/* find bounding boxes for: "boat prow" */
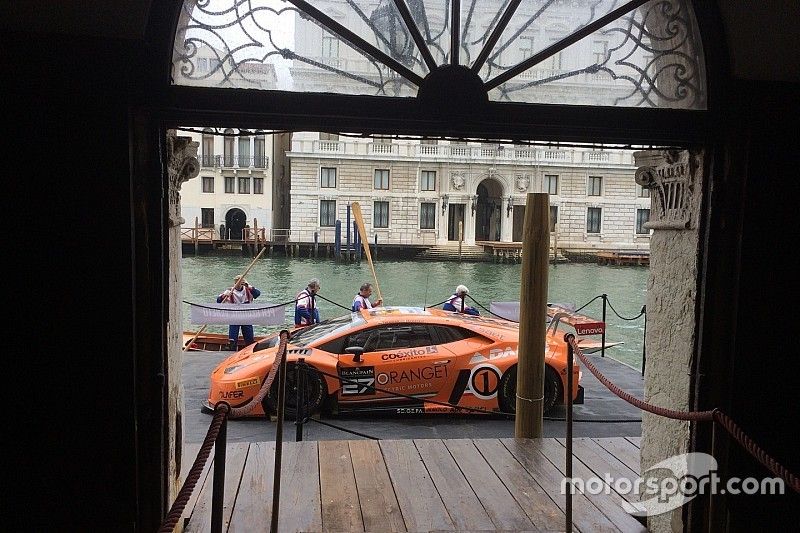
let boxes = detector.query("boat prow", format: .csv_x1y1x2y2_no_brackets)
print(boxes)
183,331,266,351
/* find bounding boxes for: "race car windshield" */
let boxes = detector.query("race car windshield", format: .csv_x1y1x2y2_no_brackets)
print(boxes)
290,314,364,347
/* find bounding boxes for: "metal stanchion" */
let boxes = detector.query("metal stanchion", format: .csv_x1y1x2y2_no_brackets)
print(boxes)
601,294,607,357
270,348,289,533
641,305,647,376
295,358,306,442
211,414,228,533
565,334,574,533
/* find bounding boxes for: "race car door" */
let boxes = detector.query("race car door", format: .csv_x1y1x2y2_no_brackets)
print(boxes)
336,323,451,410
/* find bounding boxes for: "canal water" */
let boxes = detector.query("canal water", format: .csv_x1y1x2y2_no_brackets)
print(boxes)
181,257,648,370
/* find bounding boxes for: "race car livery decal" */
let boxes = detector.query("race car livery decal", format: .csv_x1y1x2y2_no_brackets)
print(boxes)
376,364,448,386
448,369,471,405
235,377,260,389
380,345,438,360
219,390,245,400
469,346,517,364
465,363,502,400
339,366,376,395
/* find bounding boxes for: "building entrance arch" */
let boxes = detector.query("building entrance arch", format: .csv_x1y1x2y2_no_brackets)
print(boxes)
474,178,504,242
225,208,246,240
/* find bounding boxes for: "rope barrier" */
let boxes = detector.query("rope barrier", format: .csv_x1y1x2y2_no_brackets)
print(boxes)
227,331,289,418
302,417,381,440
605,298,645,321
158,405,229,533
425,298,451,309
313,293,353,311
568,336,713,422
574,295,603,314
566,335,800,493
712,410,800,493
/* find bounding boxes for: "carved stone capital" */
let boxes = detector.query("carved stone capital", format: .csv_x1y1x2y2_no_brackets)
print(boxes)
166,130,199,227
634,149,702,231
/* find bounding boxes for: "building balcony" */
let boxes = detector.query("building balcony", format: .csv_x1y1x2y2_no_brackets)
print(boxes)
294,140,632,165
200,155,268,169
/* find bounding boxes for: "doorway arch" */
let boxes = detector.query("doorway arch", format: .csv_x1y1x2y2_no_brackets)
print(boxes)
224,208,247,240
474,178,504,242
146,1,733,531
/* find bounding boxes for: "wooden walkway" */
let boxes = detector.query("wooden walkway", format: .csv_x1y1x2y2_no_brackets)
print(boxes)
181,437,645,532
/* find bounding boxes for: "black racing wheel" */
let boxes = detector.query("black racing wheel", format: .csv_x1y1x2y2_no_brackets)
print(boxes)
264,363,327,419
498,364,562,415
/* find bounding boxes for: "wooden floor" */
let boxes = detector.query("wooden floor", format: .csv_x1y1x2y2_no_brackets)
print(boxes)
181,437,645,532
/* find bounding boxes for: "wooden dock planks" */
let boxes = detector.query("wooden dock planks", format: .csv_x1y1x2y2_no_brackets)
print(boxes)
319,440,364,532
182,437,642,532
185,442,249,533
414,438,495,531
349,440,406,532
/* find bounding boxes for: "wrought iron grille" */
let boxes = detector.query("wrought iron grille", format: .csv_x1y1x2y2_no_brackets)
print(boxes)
173,0,705,109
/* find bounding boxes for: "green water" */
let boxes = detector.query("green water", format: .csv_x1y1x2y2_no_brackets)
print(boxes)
181,256,648,369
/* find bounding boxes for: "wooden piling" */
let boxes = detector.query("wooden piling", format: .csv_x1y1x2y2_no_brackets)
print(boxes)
253,218,259,257
194,217,199,256
515,193,549,438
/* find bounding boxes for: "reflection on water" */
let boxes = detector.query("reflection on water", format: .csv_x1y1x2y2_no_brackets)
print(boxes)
181,256,648,369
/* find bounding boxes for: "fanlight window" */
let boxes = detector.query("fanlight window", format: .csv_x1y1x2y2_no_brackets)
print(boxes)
173,0,706,109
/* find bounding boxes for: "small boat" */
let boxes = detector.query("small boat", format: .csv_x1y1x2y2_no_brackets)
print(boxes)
183,331,266,351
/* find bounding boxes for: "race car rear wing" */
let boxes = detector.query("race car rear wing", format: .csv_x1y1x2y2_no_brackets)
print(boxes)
546,304,606,336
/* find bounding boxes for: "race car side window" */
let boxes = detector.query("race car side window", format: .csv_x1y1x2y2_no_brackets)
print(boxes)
343,324,433,352
430,325,481,344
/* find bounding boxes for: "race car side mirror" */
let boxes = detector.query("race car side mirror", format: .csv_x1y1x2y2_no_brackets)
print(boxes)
345,346,365,363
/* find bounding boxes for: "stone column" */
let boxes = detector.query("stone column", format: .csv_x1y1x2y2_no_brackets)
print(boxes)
633,149,704,532
499,199,512,243
166,130,200,506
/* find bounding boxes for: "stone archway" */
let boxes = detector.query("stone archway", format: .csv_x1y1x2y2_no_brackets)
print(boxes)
225,208,247,240
474,178,504,242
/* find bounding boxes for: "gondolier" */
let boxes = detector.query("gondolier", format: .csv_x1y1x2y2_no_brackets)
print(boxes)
217,275,261,349
443,285,480,316
295,278,321,326
352,282,383,312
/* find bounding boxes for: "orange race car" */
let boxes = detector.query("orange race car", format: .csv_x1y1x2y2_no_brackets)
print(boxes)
203,305,614,418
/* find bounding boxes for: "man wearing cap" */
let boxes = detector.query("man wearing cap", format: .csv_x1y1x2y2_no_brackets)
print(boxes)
352,282,383,312
295,278,321,326
443,284,480,316
217,275,261,349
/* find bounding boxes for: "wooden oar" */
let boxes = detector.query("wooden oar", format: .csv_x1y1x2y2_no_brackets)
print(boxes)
183,245,268,351
351,202,383,304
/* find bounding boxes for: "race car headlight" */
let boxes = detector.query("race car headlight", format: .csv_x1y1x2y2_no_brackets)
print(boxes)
224,364,250,374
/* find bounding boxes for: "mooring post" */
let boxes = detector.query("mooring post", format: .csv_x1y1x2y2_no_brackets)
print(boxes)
346,204,351,262
194,217,199,256
354,220,362,261
516,192,549,438
253,219,259,257
314,231,319,257
334,220,341,260
373,233,378,260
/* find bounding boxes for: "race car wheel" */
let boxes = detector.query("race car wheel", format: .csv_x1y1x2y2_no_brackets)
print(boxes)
498,364,562,415
264,363,327,419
